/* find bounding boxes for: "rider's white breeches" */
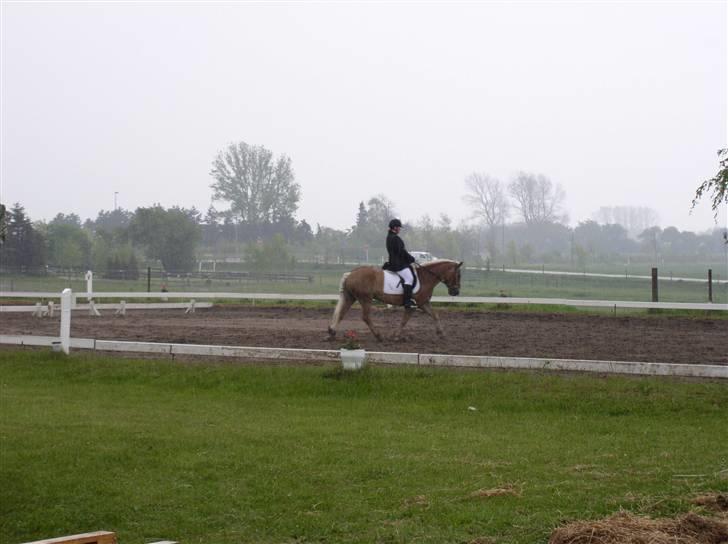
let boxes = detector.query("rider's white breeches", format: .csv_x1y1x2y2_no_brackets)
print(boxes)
397,267,414,286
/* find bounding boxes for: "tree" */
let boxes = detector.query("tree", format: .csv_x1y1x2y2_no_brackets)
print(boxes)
0,203,6,244
209,142,301,234
294,220,314,243
47,214,92,269
87,208,133,233
355,201,368,231
346,195,399,260
692,148,728,222
129,205,201,272
0,203,46,270
365,195,398,229
508,172,567,225
463,173,509,228
638,226,662,263
592,205,659,238
49,212,82,227
245,234,294,273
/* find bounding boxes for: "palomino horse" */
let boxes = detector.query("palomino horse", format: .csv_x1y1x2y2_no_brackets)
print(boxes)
327,259,463,342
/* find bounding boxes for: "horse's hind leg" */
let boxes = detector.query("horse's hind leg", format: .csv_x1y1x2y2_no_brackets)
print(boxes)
327,292,355,340
393,307,416,341
419,302,445,337
360,299,383,342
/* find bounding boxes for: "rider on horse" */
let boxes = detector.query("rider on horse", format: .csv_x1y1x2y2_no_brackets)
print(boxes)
385,218,417,309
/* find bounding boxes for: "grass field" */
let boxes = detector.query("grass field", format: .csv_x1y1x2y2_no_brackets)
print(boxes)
1,351,726,544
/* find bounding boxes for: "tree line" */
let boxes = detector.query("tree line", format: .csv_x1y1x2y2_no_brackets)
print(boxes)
1,144,726,275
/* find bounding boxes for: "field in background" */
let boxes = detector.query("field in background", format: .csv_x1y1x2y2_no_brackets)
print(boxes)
2,260,726,304
1,351,726,544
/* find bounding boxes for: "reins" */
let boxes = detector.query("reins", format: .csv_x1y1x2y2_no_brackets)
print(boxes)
417,262,451,286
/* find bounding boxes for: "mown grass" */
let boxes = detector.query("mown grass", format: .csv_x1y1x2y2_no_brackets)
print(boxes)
1,350,726,544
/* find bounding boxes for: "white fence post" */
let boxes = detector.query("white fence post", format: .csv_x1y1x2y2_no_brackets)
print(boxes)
60,288,72,354
85,270,93,301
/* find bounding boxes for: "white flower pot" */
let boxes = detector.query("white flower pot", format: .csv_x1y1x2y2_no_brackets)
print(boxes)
340,348,366,370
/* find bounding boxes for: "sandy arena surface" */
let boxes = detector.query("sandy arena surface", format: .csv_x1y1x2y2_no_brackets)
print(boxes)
2,305,727,365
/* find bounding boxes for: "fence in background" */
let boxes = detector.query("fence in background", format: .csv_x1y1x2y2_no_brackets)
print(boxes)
2,289,726,312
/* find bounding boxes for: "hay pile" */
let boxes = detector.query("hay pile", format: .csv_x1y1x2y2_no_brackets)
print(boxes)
693,493,728,514
549,511,728,544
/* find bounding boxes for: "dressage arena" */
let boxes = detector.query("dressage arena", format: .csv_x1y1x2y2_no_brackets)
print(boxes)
2,303,727,367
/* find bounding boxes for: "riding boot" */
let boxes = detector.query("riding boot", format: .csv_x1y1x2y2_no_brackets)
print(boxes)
403,284,417,309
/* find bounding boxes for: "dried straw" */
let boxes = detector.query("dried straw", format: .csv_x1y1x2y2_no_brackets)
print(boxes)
548,511,728,544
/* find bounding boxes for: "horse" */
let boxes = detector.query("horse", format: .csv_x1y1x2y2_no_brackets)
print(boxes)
327,259,463,342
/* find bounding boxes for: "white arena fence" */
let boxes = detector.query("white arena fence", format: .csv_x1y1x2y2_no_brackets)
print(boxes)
2,290,727,312
0,288,726,380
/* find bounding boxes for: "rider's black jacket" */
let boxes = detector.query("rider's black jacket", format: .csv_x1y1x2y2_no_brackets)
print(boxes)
386,230,415,270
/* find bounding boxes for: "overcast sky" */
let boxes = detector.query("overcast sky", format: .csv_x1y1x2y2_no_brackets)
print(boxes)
1,1,726,234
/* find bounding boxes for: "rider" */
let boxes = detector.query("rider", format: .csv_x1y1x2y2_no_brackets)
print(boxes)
386,218,417,309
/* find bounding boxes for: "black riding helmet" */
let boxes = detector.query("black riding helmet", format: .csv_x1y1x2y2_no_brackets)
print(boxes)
388,218,402,229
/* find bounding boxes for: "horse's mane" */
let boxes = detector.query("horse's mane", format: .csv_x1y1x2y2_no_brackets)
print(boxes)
421,259,458,268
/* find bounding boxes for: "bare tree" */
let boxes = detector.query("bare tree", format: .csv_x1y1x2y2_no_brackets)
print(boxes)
508,172,567,225
462,173,509,228
592,206,659,238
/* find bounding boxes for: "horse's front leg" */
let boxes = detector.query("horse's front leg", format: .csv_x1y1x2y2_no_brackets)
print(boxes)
360,299,383,342
418,302,445,337
393,307,416,341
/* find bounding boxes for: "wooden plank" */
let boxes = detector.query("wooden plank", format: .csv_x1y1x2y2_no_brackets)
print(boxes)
21,531,116,544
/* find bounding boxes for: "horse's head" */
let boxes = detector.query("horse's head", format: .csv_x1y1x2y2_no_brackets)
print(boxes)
444,261,463,296
424,260,463,296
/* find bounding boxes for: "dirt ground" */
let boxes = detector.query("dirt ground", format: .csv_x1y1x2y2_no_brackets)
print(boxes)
3,304,727,365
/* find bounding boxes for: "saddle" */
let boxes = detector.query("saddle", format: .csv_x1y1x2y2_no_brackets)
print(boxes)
382,265,420,295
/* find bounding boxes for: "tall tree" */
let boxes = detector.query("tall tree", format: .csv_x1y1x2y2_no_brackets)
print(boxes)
129,205,201,272
692,148,727,222
365,195,398,229
0,203,46,269
47,214,92,269
463,173,509,228
209,142,301,231
355,201,368,230
0,203,6,244
508,172,567,225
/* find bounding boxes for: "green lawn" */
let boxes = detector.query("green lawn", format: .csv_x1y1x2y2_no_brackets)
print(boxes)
1,351,726,544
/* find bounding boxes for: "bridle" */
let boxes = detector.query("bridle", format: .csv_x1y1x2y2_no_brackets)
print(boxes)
417,262,460,294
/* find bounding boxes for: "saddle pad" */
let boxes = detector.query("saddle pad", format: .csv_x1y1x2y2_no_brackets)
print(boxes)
382,269,421,295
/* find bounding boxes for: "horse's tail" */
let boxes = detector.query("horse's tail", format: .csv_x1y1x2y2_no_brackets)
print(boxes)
338,271,351,293
328,272,354,338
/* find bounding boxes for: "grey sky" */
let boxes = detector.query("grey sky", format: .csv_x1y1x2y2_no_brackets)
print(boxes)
1,1,726,233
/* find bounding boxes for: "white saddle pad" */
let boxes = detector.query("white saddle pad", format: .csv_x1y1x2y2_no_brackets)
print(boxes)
383,269,421,295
